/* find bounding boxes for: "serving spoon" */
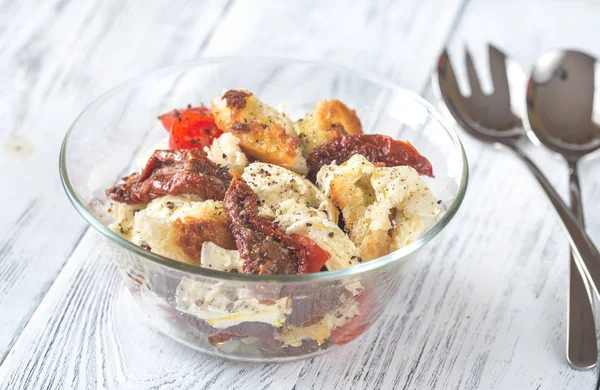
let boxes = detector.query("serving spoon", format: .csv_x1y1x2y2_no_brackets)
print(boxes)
435,45,600,368
524,49,600,369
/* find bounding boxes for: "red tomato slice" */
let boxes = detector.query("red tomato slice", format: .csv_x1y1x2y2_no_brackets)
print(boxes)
290,234,331,273
330,286,373,345
329,314,369,345
158,106,222,149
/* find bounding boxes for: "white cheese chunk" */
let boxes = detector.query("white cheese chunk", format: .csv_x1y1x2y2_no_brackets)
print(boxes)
242,162,338,222
204,132,248,174
200,242,243,272
175,278,291,329
274,199,361,270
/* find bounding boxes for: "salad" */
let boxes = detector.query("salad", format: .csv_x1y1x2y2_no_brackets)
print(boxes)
106,89,440,349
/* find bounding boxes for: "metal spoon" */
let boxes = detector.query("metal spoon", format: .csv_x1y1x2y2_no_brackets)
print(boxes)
434,45,600,364
524,49,600,369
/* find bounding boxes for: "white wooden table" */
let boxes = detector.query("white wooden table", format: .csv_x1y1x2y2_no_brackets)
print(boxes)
1,0,599,388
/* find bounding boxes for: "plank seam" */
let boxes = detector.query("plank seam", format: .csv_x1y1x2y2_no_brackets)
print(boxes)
0,225,89,368
0,0,241,374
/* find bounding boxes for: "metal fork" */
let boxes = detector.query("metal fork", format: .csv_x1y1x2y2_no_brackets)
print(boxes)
434,44,600,368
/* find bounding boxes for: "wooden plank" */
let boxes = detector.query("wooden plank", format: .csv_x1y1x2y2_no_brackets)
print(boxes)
293,0,600,389
202,0,467,92
0,0,234,361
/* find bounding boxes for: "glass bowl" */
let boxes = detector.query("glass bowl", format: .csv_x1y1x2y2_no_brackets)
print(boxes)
60,57,468,362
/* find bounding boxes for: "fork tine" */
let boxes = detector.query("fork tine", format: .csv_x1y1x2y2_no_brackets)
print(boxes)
488,44,510,97
465,48,484,97
437,49,463,99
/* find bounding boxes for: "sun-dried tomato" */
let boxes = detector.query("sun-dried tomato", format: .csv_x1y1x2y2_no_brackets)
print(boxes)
107,148,231,204
308,134,433,179
223,174,308,275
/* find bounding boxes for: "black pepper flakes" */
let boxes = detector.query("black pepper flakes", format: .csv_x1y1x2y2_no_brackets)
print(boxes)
328,232,334,238
166,201,175,209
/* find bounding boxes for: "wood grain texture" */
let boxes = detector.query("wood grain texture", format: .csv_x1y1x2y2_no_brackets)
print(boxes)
1,0,600,389
0,232,303,390
0,0,466,387
292,1,600,389
201,0,467,92
0,0,233,361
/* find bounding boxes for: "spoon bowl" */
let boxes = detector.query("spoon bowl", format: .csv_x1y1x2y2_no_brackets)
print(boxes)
525,49,600,161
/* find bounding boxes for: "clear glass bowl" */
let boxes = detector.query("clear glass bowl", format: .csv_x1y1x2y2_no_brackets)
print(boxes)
59,57,468,362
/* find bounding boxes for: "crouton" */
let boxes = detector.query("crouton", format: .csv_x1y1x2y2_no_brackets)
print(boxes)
317,155,439,261
129,195,235,265
212,90,307,174
294,99,363,153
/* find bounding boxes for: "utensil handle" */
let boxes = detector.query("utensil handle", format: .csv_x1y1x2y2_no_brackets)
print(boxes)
568,161,584,225
566,159,597,369
509,146,600,300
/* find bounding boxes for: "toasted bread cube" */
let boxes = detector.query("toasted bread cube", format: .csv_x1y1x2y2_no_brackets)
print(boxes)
317,155,439,261
212,90,307,174
129,196,236,265
294,99,363,153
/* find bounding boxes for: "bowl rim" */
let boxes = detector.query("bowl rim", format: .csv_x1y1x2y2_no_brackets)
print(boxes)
59,56,469,284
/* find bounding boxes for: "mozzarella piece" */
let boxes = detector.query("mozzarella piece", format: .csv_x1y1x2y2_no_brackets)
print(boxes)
200,242,243,272
175,278,291,329
242,162,338,223
204,132,248,174
109,202,145,240
274,199,361,270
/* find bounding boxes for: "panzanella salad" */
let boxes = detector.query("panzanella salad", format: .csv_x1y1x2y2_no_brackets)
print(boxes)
107,89,440,275
106,89,441,349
